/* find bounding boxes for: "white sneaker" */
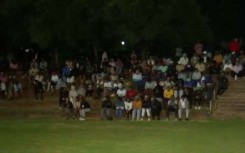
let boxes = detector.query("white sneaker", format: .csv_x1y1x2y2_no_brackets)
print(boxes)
140,118,144,121
147,118,151,121
79,117,85,121
198,106,201,110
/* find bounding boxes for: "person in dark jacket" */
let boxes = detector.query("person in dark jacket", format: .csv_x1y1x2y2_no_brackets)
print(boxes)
141,95,152,121
217,72,229,97
151,98,162,120
166,95,178,121
101,96,113,120
79,96,91,120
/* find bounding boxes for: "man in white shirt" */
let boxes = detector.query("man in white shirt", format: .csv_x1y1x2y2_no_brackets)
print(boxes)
178,95,190,121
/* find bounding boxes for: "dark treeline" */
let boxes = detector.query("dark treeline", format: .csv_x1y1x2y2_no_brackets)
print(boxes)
0,0,244,59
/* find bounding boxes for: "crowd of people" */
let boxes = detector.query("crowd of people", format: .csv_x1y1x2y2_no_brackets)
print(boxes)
0,39,244,121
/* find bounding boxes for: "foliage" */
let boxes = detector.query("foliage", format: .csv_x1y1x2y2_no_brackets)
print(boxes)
0,0,213,55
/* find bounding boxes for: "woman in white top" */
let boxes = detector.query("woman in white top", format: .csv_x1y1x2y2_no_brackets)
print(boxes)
124,98,133,119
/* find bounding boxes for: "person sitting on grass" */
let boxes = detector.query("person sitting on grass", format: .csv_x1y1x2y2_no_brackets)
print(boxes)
101,96,113,120
166,95,178,121
79,96,91,121
178,95,190,121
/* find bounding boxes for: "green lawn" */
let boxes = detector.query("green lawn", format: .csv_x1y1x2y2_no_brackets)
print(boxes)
0,119,244,153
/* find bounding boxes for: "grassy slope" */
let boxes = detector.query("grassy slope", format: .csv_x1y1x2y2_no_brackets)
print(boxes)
0,119,244,153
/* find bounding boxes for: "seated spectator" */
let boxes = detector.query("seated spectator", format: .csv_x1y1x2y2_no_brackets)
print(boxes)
151,98,162,120
217,72,229,97
193,87,203,110
116,83,126,98
178,53,189,66
231,61,243,79
190,54,199,67
124,97,133,119
213,51,223,73
163,86,174,109
174,86,184,100
195,60,206,73
115,97,125,120
69,85,78,105
239,50,245,66
101,96,113,120
222,60,233,74
77,82,86,97
103,77,113,96
79,96,91,120
178,95,190,121
192,69,202,85
95,77,104,98
85,78,94,100
228,38,240,53
67,74,75,85
29,65,39,82
132,69,143,91
132,95,142,121
158,63,168,73
48,72,59,92
141,95,151,121
0,80,6,99
116,57,124,76
202,51,211,64
176,61,185,72
34,80,44,100
72,96,81,120
166,95,178,121
63,97,73,120
13,80,22,99
59,87,69,108
39,58,48,71
163,77,175,89
144,78,156,97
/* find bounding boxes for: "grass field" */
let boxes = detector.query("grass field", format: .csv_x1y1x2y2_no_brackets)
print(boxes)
0,119,244,153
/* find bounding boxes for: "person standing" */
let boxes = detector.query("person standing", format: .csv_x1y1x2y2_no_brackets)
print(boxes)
132,96,142,121
178,95,190,121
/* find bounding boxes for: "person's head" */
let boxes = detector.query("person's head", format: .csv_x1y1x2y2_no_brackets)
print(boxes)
181,95,186,99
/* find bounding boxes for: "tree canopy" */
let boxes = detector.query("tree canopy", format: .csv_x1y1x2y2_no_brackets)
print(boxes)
0,0,221,56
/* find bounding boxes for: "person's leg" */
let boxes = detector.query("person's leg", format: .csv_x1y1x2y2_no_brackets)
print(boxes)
166,107,170,120
137,109,141,121
100,108,106,120
141,108,146,120
178,108,182,120
156,109,161,120
185,109,190,120
146,108,151,120
132,109,136,120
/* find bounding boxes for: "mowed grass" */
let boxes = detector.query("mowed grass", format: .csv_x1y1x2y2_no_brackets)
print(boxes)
0,119,245,153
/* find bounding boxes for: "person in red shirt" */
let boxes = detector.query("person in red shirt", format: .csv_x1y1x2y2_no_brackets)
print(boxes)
228,38,240,53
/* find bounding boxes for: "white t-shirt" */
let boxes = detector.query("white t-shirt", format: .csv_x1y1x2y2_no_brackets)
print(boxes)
117,88,126,97
124,101,133,111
